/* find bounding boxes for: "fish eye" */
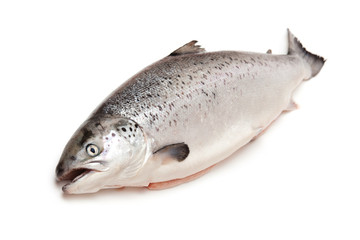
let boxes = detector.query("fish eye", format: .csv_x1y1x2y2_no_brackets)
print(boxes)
86,144,100,157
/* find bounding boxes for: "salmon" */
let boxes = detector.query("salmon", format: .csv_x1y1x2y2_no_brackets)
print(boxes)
55,29,325,194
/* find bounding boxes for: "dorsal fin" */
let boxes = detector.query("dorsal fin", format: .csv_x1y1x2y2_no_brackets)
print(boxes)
169,40,205,56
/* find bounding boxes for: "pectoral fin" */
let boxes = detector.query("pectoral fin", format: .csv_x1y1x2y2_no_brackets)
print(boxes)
153,143,190,162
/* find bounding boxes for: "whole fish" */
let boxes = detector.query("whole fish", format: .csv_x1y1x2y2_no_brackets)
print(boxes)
56,30,325,194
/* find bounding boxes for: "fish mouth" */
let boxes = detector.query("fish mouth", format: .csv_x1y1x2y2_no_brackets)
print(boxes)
56,160,110,193
57,167,97,192
56,160,108,181
57,168,93,182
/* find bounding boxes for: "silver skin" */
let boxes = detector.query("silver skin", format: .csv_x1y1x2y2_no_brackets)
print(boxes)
56,30,324,194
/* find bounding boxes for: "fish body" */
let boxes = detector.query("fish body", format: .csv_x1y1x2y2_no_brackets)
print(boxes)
56,30,325,194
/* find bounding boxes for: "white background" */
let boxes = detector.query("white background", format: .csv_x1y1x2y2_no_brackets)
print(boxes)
1,1,359,239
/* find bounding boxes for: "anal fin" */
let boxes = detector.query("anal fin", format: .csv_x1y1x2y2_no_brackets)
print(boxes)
284,99,298,112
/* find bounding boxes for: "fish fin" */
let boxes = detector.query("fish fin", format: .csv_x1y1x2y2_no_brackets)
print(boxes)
169,41,205,56
287,29,325,79
284,99,298,112
153,143,190,162
266,49,272,54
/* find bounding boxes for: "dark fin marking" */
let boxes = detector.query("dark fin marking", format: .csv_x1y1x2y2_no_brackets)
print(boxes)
153,143,190,162
266,49,272,54
287,29,325,79
169,41,205,56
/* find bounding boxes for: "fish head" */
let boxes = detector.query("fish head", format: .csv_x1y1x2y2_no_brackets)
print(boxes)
56,117,149,194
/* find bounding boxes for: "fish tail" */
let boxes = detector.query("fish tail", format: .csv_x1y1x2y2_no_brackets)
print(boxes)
287,29,325,80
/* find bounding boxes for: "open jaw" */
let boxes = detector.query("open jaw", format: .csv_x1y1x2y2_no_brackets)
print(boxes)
57,168,94,189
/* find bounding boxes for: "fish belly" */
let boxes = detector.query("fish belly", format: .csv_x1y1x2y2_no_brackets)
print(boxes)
146,52,306,183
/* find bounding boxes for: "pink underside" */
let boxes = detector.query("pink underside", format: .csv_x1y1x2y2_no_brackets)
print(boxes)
147,165,215,190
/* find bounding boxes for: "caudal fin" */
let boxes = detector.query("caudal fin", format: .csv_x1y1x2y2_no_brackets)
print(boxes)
287,29,325,79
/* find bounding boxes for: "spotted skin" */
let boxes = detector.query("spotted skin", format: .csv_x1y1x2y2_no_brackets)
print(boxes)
93,51,301,151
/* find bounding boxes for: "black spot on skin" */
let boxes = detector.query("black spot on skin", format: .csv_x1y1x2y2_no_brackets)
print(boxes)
129,127,133,132
121,128,127,132
107,108,114,115
128,135,131,138
135,124,138,128
201,89,209,96
112,133,116,137
95,123,104,131
79,129,94,146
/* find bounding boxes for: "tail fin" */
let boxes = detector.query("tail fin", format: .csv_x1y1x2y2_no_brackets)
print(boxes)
287,29,325,79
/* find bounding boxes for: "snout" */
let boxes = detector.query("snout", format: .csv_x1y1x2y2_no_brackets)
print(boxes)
55,162,67,181
55,156,74,181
